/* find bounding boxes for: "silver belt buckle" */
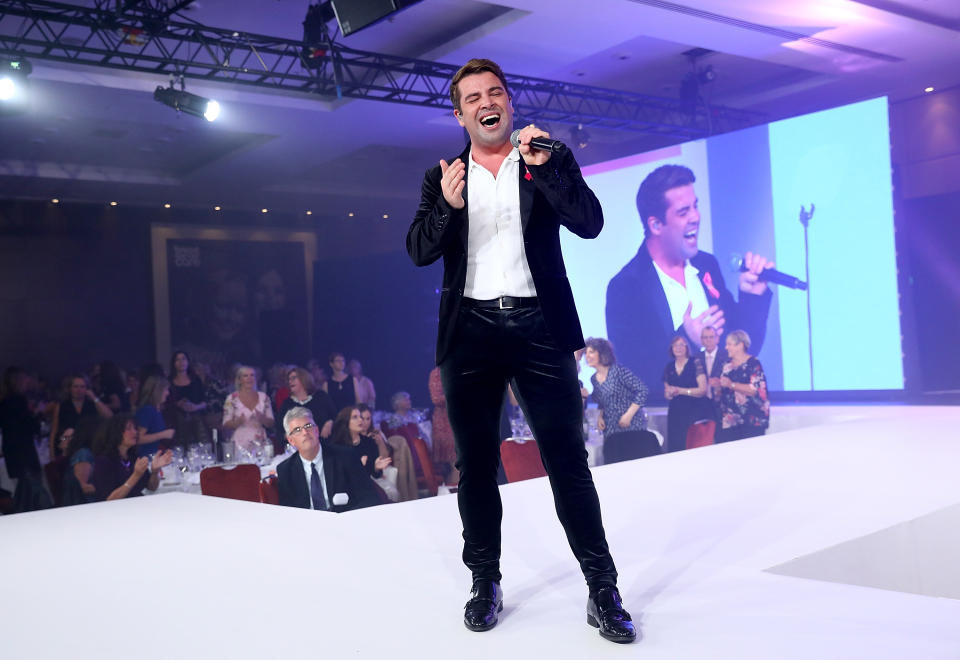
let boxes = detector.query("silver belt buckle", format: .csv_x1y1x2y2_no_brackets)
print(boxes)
499,297,509,309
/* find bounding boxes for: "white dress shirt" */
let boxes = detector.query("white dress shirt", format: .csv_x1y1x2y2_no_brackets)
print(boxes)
463,147,537,299
652,260,709,332
299,450,328,510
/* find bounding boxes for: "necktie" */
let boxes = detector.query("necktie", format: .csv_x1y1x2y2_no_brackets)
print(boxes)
310,462,327,510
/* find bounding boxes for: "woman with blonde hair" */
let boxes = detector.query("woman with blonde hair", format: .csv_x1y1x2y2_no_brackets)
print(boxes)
717,330,770,442
222,365,275,452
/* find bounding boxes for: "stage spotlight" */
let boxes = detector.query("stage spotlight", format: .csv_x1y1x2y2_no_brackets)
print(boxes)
924,86,935,93
0,58,31,101
154,84,220,121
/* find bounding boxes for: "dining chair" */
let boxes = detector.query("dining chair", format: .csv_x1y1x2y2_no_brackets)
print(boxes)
258,474,279,505
199,464,261,502
500,438,547,483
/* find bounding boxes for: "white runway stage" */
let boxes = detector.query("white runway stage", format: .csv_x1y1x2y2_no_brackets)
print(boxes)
3,405,960,659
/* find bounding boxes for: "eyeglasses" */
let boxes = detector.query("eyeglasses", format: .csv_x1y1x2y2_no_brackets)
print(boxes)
288,422,316,436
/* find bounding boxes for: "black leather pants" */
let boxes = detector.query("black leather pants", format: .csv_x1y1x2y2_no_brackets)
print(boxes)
440,304,618,591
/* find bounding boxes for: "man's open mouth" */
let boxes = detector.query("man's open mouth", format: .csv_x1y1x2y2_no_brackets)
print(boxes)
479,113,501,129
684,228,698,240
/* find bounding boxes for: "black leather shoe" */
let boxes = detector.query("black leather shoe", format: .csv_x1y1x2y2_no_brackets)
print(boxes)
464,580,503,632
587,586,637,643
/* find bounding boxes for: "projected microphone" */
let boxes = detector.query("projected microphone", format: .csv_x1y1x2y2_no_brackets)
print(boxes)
730,254,808,290
510,129,566,153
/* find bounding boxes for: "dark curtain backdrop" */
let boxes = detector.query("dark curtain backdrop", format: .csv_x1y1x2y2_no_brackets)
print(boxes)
900,190,960,393
313,250,441,410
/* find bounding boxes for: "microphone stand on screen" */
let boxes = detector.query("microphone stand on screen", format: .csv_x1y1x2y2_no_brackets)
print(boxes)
799,204,815,391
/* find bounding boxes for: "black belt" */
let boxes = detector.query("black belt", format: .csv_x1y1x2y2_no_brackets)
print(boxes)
462,296,538,310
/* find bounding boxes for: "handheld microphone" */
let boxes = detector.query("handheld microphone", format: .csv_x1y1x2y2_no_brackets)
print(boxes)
730,254,808,290
510,129,566,153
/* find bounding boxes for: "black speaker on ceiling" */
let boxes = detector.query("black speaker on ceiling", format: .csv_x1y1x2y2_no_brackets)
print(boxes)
330,0,422,37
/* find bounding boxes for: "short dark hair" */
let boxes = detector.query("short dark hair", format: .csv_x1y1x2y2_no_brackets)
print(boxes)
668,335,692,359
450,58,510,113
288,367,315,394
585,337,616,366
636,164,696,238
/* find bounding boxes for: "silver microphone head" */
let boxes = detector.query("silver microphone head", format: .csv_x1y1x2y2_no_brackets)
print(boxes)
729,253,744,273
509,129,522,149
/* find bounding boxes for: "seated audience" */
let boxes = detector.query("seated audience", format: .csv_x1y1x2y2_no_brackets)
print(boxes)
384,391,420,430
0,367,41,481
95,360,129,413
275,406,380,511
167,350,208,445
60,419,100,505
222,365,274,453
278,367,336,444
663,335,710,453
323,352,357,412
92,414,172,501
717,330,770,442
349,359,376,408
49,374,113,460
358,403,417,502
136,375,176,456
332,405,395,501
585,338,661,463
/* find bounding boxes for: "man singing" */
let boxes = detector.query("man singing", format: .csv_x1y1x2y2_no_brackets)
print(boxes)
606,164,774,403
406,58,635,644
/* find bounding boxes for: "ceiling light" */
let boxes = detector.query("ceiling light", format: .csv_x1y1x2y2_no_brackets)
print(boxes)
924,86,934,93
382,214,389,219
154,84,220,122
214,205,221,211
348,212,354,217
261,208,268,213
0,58,31,102
163,203,171,209
306,210,312,215
51,198,59,204
109,201,118,206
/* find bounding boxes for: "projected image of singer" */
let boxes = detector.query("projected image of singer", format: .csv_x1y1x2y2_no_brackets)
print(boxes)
606,164,774,404
406,59,636,644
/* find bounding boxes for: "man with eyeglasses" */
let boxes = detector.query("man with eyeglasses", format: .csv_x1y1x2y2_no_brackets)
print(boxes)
275,406,380,512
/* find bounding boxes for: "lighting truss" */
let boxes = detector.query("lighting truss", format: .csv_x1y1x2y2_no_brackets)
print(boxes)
0,0,765,139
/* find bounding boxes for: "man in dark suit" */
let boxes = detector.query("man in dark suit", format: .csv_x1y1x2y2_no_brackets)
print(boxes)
276,406,379,512
406,58,635,644
697,325,727,422
606,164,773,404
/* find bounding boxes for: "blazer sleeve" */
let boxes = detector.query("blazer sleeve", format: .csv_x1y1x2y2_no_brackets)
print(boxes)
276,457,303,509
526,148,603,239
406,164,467,267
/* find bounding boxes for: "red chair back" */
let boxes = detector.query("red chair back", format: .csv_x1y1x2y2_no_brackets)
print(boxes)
259,475,279,504
200,464,261,502
501,439,546,483
409,435,441,496
686,419,716,449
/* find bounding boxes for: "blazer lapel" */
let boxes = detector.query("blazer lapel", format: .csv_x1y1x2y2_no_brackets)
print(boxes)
636,243,676,340
293,458,311,509
456,144,471,251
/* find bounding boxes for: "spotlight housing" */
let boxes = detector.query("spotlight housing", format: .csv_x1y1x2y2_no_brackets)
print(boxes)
0,58,32,102
154,85,220,121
